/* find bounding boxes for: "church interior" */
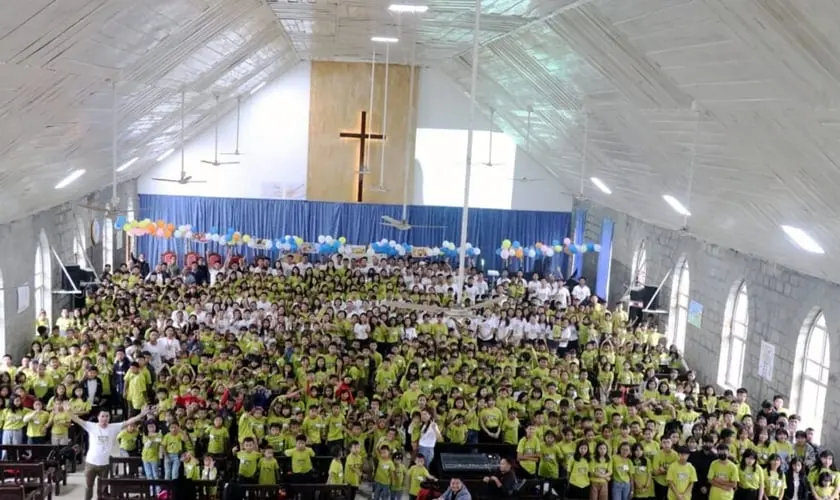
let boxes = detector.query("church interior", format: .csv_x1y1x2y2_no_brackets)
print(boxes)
2,0,840,498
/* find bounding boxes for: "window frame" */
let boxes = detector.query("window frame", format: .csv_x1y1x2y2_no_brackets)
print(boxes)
667,257,690,352
793,312,830,443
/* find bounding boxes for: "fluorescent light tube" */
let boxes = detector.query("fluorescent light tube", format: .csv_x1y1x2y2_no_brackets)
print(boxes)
590,177,612,194
116,157,139,172
250,82,266,95
156,149,175,162
781,225,825,254
388,4,429,12
662,194,691,216
55,169,86,189
371,36,399,43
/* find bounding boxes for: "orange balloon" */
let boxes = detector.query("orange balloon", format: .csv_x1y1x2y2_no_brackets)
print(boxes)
167,223,175,231
535,242,542,248
156,220,165,229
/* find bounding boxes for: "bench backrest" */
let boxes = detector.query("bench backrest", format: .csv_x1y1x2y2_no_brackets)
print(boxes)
0,463,46,485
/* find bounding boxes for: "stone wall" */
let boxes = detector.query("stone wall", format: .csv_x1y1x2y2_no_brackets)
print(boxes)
0,181,137,360
576,201,840,450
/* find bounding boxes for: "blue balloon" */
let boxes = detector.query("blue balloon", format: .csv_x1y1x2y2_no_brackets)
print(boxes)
552,239,560,246
496,248,502,256
211,226,218,234
513,240,521,249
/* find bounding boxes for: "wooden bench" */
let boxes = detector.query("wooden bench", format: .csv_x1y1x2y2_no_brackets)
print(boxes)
0,463,52,500
0,486,39,500
223,483,354,500
0,445,68,495
98,478,218,500
109,456,231,480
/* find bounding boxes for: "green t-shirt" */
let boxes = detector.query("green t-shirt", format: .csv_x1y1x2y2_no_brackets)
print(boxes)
141,435,162,463
284,448,315,474
162,433,187,455
374,458,395,486
237,450,262,478
568,458,591,488
538,443,562,479
408,464,430,495
517,436,541,474
183,459,201,480
708,459,739,500
633,460,655,498
51,411,71,437
26,411,50,438
739,466,764,490
666,462,697,500
117,429,139,451
612,456,633,483
206,427,229,455
258,457,279,485
344,453,364,486
327,459,345,485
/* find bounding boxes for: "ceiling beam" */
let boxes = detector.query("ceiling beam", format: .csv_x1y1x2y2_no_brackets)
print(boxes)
451,0,599,58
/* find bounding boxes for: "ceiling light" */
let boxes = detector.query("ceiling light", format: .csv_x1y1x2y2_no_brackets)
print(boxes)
156,149,175,162
662,194,691,216
590,177,612,194
250,82,266,95
388,4,429,13
781,225,825,254
116,157,139,172
371,36,399,43
55,169,86,190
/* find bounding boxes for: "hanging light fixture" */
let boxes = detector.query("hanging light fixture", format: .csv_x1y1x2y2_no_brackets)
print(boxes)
369,40,391,193
361,46,376,175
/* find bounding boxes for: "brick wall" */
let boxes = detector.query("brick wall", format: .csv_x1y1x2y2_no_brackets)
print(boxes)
0,181,137,360
576,201,840,450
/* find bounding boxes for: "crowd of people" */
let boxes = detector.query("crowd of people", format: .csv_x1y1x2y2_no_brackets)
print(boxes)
2,250,834,500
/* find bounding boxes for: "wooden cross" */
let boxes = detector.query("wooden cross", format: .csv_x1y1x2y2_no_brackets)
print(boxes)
339,110,385,202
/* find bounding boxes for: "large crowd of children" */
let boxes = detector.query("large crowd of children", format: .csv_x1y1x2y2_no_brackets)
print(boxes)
1,252,834,500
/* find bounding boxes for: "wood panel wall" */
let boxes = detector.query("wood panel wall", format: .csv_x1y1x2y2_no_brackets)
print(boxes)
306,61,418,205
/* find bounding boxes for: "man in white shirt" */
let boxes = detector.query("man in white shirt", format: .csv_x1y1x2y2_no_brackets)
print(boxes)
572,277,591,304
555,282,571,309
72,407,151,500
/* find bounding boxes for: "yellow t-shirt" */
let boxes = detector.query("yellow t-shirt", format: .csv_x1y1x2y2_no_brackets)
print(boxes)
567,458,591,488
739,465,764,490
764,469,785,498
257,457,279,485
666,462,697,500
612,455,633,483
284,448,315,474
327,459,345,485
408,464,430,495
708,459,739,500
517,436,541,475
590,458,613,484
653,449,679,486
633,460,655,498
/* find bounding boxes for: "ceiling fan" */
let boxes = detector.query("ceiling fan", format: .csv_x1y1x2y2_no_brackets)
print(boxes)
153,89,207,185
510,176,545,183
201,94,240,166
78,80,139,218
220,96,244,158
381,215,446,231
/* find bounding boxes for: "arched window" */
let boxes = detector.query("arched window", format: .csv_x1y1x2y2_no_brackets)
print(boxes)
631,239,648,285
34,230,52,322
718,281,749,389
667,256,690,352
73,236,87,267
103,218,114,271
0,269,5,356
791,311,830,443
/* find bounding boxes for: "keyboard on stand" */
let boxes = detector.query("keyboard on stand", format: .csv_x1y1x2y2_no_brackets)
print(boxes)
439,453,500,478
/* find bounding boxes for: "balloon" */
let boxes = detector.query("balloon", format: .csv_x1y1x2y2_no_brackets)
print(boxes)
516,248,524,258
501,239,511,249
389,240,396,247
563,237,571,246
554,245,562,252
174,230,182,238
474,248,481,256
552,239,560,246
325,235,334,244
398,247,406,256
243,235,251,243
167,223,175,231
184,231,193,239
501,249,510,259
232,232,241,241
496,248,502,256
528,248,536,258
317,235,325,244
366,247,376,256
513,241,521,249
545,248,554,257
535,242,542,249
338,236,346,245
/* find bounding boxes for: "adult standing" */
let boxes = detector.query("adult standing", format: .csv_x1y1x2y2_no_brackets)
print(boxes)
71,407,151,500
417,409,443,469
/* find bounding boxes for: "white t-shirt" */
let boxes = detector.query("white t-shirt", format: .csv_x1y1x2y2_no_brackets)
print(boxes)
419,422,439,448
83,421,124,466
572,285,591,303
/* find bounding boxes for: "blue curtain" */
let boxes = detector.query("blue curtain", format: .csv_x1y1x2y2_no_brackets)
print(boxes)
137,195,571,270
572,208,587,278
596,217,614,298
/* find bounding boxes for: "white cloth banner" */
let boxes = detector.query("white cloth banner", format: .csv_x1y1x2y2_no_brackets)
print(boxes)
758,340,775,382
17,285,30,314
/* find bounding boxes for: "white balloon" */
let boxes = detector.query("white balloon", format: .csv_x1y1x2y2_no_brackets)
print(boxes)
398,247,406,256
465,243,472,249
474,248,481,256
317,235,326,244
545,248,554,257
184,231,193,239
367,247,376,256
283,243,292,251
501,249,510,259
174,230,182,238
325,235,334,244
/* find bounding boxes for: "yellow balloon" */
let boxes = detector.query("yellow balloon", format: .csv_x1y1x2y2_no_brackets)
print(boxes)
243,235,251,243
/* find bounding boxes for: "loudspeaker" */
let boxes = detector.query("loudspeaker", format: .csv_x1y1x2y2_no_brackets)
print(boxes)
62,265,93,291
